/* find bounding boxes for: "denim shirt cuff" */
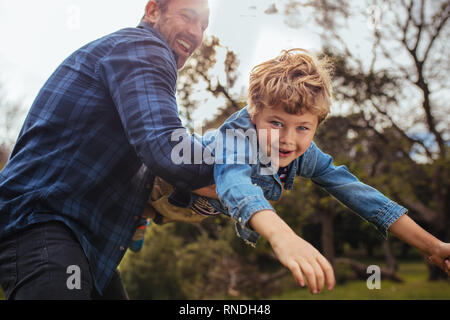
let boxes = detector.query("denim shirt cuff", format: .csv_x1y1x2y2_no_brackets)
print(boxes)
230,195,274,245
235,222,260,247
373,200,408,239
233,195,274,227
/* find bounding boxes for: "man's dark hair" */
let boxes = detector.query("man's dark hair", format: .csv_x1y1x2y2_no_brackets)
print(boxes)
142,0,170,19
155,0,170,13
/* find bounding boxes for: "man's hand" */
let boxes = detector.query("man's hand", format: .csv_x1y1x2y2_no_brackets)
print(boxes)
249,209,335,294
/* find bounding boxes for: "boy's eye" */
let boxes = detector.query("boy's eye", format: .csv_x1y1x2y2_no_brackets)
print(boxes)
271,121,282,127
297,126,308,131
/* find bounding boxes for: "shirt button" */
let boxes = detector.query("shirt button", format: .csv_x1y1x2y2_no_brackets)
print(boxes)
134,216,139,221
146,184,151,189
238,217,242,223
120,246,125,251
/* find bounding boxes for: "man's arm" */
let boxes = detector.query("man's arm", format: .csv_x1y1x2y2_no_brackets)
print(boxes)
388,214,450,275
98,37,213,191
192,184,218,199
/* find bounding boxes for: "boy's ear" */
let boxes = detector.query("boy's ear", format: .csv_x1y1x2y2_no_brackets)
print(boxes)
143,1,162,25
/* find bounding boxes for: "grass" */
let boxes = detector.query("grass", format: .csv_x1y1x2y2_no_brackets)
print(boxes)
270,260,450,300
1,260,448,300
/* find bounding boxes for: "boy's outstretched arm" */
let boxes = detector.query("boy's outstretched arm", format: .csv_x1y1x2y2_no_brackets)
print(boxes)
388,214,450,276
249,209,336,294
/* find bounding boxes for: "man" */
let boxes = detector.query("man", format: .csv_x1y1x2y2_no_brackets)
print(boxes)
0,0,211,299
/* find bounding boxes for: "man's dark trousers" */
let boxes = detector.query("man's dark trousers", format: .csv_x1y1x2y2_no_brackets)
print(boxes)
0,221,128,300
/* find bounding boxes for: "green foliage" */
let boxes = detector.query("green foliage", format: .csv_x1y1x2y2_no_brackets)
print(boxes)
271,261,450,300
333,260,356,285
174,230,234,299
119,224,186,299
120,216,291,299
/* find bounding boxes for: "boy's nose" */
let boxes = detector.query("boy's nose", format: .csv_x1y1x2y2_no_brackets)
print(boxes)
280,128,296,146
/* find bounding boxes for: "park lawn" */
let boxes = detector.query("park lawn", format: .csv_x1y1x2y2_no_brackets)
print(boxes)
270,261,450,300
1,261,448,300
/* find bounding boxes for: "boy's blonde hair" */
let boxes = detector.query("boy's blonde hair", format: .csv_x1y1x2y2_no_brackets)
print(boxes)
247,48,333,124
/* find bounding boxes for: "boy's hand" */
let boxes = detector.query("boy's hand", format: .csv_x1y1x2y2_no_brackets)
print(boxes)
249,209,335,294
388,214,450,276
428,242,450,276
269,232,335,294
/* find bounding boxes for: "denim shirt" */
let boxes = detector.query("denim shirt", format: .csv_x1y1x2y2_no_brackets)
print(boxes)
171,107,407,245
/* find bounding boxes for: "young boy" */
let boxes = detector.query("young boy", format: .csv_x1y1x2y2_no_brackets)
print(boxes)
132,49,450,294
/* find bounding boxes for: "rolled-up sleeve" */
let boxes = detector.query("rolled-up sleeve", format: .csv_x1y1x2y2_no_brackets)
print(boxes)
213,114,274,244
97,38,213,190
300,142,407,237
215,163,274,223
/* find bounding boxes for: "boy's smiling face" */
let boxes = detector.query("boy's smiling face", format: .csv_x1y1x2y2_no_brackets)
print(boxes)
250,104,319,169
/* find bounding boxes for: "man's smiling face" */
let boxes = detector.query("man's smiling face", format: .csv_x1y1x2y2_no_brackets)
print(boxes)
150,0,210,69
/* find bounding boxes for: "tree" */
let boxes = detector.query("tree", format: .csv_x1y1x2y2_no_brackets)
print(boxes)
0,83,27,167
176,36,243,131
275,0,449,279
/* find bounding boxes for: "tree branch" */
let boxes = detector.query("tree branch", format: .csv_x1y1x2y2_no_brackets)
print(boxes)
194,67,241,112
398,0,446,158
422,2,449,63
368,99,434,160
412,0,425,53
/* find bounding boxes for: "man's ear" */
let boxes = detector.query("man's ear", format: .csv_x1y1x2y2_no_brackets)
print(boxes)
249,112,257,125
143,1,162,25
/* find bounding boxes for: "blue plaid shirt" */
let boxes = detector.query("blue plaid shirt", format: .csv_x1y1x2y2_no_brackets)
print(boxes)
0,22,213,294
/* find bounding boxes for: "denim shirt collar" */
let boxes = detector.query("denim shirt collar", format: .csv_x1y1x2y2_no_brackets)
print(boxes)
137,21,179,63
283,158,298,190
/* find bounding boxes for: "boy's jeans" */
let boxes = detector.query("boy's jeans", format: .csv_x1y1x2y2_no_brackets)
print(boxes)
0,221,128,300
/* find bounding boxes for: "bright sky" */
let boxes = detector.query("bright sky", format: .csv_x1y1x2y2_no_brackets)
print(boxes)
0,0,322,136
